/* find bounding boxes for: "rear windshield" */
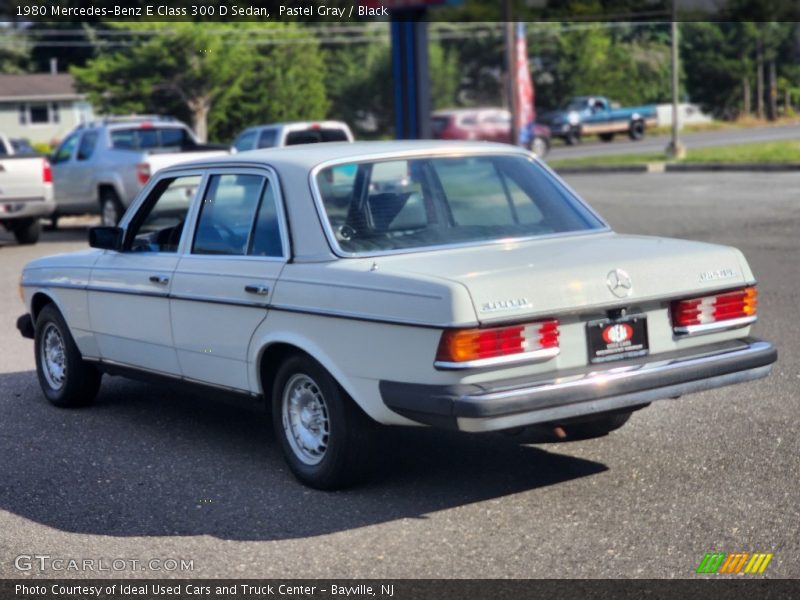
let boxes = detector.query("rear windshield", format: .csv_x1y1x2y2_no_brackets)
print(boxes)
315,154,605,255
110,127,196,151
285,128,349,145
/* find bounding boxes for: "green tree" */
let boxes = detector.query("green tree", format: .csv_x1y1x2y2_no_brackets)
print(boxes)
71,23,328,142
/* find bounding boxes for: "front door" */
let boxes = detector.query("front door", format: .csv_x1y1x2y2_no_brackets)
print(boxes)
88,172,203,375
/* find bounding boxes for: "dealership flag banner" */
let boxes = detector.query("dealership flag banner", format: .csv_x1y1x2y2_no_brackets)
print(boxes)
516,22,535,146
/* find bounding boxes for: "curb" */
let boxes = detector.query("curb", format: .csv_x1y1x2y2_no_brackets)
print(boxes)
554,162,800,175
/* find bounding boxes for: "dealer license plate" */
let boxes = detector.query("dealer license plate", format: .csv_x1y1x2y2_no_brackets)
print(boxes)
587,314,649,364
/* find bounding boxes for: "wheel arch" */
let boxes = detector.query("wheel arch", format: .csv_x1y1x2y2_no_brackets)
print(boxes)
252,333,385,422
30,290,59,322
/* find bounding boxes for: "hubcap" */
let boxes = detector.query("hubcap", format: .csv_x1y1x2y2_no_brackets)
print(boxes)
41,323,67,390
101,199,118,226
282,373,330,465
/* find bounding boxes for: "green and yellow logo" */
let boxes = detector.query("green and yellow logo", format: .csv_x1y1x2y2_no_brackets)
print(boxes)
696,552,773,574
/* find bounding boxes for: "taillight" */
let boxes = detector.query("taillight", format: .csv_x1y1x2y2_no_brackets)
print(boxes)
435,319,559,368
42,159,52,184
136,162,150,184
672,286,758,334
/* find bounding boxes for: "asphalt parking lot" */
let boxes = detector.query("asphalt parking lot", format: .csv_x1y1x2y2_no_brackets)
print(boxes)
0,172,798,579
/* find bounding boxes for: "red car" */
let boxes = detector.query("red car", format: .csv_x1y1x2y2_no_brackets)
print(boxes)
431,108,551,157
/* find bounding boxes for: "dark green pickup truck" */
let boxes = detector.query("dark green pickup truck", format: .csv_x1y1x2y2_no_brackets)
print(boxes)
538,96,658,145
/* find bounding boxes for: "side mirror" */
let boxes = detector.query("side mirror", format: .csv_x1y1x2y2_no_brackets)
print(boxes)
88,226,123,251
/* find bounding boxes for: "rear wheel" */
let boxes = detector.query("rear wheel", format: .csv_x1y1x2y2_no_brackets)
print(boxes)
628,120,645,141
34,304,101,408
100,188,124,226
272,354,376,489
12,218,41,245
531,136,549,158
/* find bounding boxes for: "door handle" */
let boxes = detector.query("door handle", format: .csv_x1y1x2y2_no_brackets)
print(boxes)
149,275,169,285
244,284,269,295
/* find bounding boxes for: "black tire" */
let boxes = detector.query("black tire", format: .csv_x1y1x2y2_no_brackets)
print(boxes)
272,354,376,490
100,188,124,226
599,132,615,142
564,127,581,145
628,120,645,141
12,219,41,245
34,304,101,408
564,411,633,440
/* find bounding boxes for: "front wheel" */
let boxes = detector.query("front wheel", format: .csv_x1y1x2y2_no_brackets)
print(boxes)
12,219,41,245
100,189,124,226
272,355,376,489
34,304,101,407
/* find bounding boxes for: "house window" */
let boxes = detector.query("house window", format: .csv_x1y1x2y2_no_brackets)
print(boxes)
29,104,49,124
17,103,62,125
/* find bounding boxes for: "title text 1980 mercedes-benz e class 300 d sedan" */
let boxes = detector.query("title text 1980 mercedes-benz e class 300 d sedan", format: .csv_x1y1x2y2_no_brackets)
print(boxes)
17,141,777,489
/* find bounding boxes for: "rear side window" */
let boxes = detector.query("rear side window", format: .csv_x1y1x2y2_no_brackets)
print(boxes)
192,174,264,256
257,129,277,148
110,127,195,150
77,131,99,161
10,139,37,155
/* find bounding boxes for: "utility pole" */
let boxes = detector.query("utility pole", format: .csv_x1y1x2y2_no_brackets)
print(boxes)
666,3,685,159
503,0,518,145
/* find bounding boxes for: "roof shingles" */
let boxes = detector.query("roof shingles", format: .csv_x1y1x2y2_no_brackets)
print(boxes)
0,73,82,100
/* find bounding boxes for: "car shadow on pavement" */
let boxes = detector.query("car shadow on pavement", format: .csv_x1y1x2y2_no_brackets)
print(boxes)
0,370,607,541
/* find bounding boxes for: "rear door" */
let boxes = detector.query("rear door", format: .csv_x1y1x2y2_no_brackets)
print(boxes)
169,167,289,392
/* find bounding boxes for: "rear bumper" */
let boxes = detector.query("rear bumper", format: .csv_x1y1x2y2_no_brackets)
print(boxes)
17,313,34,339
0,197,55,220
380,337,777,432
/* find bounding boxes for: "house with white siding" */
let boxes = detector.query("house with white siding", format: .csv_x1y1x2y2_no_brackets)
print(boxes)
0,73,94,145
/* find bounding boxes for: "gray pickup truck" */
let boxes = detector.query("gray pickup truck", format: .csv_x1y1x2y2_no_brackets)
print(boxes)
50,116,229,226
0,134,54,244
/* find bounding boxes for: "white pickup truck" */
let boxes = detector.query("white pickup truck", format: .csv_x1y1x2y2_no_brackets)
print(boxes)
0,135,54,244
50,116,229,227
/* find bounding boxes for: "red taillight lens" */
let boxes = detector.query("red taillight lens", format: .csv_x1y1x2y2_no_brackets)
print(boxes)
136,162,150,184
42,159,52,184
672,287,758,329
436,319,559,364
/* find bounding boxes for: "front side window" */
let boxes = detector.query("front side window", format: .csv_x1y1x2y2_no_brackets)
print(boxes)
127,175,201,253
52,133,79,163
192,174,265,256
233,130,257,152
315,154,605,255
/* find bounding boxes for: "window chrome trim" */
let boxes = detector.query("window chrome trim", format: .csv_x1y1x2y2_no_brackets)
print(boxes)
434,347,560,371
307,149,612,259
673,315,757,336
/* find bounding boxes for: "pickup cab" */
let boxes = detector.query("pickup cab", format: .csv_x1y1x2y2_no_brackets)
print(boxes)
0,134,54,244
539,96,657,145
50,116,229,227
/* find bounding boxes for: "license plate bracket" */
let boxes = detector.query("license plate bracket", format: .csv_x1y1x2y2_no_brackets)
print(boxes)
587,314,649,364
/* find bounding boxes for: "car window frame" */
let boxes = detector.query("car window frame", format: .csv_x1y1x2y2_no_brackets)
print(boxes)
119,167,208,256
181,166,290,262
308,150,612,259
76,130,99,161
